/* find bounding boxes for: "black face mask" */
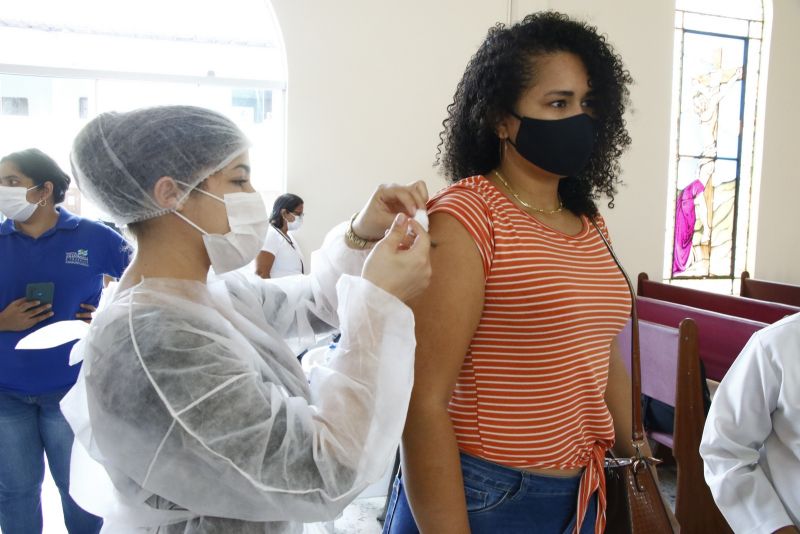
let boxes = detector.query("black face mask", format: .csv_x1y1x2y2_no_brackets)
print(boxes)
508,112,596,177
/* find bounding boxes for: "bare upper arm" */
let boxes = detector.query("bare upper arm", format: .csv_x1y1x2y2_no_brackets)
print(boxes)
407,212,486,408
255,251,275,279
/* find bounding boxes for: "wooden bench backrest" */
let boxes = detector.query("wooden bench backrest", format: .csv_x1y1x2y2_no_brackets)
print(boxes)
617,319,679,406
616,317,732,533
741,271,800,307
638,273,798,324
636,296,766,382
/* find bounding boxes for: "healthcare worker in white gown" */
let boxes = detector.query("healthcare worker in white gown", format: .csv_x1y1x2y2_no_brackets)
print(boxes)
59,105,432,533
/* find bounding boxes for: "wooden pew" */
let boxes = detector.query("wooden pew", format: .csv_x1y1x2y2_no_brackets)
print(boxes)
638,272,799,324
636,296,767,382
740,271,800,307
617,319,731,533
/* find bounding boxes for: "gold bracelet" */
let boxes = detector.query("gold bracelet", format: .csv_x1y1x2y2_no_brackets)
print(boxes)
345,212,381,249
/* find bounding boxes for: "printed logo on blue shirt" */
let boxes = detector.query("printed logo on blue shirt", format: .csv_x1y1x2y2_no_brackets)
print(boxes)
65,248,89,267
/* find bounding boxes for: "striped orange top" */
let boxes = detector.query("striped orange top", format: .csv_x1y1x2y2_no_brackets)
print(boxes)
428,175,631,533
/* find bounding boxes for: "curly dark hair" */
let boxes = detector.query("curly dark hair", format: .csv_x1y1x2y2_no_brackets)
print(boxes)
436,11,633,216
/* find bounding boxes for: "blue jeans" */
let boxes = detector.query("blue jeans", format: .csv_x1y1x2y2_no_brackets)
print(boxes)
383,452,597,534
0,389,103,534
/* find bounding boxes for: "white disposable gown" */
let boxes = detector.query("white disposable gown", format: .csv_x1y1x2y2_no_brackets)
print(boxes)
61,224,416,533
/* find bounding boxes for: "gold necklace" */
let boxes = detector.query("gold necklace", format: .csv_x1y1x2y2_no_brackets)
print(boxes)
493,170,564,215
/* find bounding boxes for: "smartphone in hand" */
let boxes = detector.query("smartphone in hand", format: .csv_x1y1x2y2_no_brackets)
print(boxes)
26,282,54,305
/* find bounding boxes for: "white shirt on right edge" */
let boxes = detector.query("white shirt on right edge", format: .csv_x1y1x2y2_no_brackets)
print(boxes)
700,312,800,533
262,225,305,278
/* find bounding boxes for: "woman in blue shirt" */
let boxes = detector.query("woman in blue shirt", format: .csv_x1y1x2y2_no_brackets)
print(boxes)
0,148,130,534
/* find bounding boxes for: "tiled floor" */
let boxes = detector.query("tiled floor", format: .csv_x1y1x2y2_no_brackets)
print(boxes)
335,497,386,534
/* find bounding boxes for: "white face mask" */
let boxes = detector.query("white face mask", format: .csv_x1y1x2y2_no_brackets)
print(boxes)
287,214,303,232
0,185,41,222
175,189,269,274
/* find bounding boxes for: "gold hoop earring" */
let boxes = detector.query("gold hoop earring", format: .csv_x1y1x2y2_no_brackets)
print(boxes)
37,198,47,207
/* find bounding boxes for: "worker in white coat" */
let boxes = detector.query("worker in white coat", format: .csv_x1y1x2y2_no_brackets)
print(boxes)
60,105,431,533
700,312,800,534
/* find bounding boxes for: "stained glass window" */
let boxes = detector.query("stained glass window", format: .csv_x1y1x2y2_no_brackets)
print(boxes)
666,1,767,291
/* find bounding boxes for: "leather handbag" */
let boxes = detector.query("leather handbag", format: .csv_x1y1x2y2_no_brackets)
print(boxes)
590,219,676,534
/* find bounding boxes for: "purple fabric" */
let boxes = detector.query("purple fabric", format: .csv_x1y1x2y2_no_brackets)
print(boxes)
616,319,679,406
672,179,706,275
649,431,674,449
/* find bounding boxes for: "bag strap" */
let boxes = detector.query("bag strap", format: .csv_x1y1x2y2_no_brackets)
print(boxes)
589,218,646,448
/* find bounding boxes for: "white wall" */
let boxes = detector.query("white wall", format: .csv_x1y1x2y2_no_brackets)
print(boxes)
271,0,509,254
753,0,800,284
272,0,796,285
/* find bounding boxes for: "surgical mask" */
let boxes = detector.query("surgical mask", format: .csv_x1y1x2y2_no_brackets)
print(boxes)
508,112,596,177
287,214,303,231
0,185,41,222
175,189,269,274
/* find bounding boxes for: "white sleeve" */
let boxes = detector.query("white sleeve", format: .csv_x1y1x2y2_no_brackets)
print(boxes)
222,222,368,352
700,335,794,533
261,226,282,254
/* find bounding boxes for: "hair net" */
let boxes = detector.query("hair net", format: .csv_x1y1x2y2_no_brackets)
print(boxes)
61,224,416,533
70,105,250,225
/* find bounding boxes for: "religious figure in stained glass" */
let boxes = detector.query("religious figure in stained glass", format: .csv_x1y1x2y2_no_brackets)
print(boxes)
672,42,743,277
668,1,766,290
